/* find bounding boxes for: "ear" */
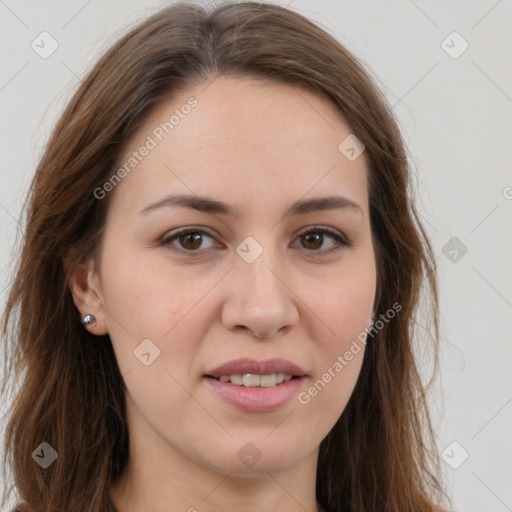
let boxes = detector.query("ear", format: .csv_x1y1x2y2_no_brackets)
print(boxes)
62,255,109,335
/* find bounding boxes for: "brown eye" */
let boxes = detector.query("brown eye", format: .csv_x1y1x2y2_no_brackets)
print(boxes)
300,232,323,250
160,226,350,257
178,231,203,250
160,228,217,254
294,227,350,255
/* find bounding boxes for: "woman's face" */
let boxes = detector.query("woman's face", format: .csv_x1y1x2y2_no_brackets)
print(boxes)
88,76,376,475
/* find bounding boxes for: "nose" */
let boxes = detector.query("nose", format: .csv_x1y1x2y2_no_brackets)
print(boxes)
221,246,299,339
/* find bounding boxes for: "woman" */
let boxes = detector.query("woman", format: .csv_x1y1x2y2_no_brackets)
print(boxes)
1,1,450,511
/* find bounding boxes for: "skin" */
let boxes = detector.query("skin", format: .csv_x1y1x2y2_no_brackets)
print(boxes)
66,76,377,512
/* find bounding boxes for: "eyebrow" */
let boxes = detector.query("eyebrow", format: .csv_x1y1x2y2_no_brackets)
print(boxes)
139,193,363,218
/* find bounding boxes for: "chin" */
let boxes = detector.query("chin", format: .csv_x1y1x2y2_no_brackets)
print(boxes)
199,440,311,476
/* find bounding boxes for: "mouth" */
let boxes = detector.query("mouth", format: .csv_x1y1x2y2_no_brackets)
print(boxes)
204,374,306,412
205,373,300,388
203,358,308,412
203,359,308,412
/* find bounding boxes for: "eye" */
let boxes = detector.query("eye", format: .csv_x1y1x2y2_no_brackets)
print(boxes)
159,227,218,254
159,225,351,256
292,226,351,255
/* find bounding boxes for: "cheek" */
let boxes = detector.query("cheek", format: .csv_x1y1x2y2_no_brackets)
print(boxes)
99,251,218,385
296,340,365,445
101,255,214,424
101,247,210,339
308,261,376,347
300,258,375,412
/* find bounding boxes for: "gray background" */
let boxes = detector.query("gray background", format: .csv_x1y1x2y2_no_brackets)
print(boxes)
1,1,511,510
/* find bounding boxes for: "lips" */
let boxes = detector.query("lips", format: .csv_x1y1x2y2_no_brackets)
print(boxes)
203,358,309,411
204,358,308,379
205,375,305,411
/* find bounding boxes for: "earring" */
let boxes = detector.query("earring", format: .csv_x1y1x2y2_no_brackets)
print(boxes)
81,314,96,328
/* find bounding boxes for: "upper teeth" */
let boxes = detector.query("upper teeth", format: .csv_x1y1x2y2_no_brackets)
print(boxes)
218,373,293,387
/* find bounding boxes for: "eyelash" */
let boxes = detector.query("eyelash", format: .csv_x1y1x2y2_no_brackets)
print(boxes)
159,226,351,257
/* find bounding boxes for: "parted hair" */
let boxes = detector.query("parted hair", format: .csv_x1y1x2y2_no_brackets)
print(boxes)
1,1,449,511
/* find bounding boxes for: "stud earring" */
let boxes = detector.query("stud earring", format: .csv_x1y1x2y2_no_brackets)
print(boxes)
81,314,96,328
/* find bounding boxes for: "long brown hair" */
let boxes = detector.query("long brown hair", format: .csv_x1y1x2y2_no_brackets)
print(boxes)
1,1,450,510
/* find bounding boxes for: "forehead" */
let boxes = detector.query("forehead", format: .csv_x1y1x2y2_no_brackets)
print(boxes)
109,76,369,217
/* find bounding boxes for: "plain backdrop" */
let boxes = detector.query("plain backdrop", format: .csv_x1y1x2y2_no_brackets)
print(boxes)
0,1,511,510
